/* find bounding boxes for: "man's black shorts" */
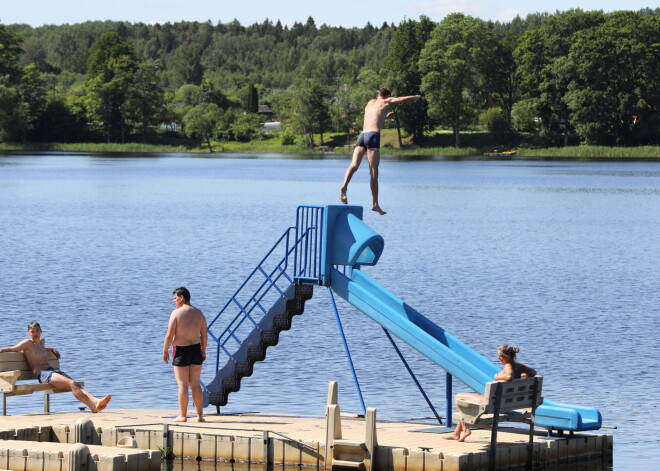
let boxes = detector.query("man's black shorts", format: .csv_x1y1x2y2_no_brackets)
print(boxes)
172,343,203,367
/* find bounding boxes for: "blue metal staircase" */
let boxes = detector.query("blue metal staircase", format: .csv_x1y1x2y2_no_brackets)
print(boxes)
204,206,324,408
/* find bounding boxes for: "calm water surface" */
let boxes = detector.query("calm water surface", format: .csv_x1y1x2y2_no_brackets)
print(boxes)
1,153,658,470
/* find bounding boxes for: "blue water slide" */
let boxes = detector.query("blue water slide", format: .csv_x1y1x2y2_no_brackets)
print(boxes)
322,205,602,432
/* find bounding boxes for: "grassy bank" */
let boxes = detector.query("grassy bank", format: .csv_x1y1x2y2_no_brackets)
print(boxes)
0,142,200,154
515,146,660,159
1,136,658,160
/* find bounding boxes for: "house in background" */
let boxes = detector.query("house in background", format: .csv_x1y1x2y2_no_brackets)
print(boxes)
258,105,275,121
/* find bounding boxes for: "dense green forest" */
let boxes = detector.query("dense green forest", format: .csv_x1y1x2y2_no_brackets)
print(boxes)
1,8,658,150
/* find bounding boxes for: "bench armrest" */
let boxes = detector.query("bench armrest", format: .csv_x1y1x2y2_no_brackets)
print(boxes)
455,398,486,424
0,370,22,392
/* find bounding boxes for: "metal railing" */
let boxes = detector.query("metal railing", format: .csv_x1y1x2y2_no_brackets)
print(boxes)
293,205,324,285
207,205,325,373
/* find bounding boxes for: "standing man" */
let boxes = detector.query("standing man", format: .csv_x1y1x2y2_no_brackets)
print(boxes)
163,287,208,422
340,88,422,215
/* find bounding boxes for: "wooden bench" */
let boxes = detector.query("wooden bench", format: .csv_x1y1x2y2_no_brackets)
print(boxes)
0,351,83,415
453,376,543,470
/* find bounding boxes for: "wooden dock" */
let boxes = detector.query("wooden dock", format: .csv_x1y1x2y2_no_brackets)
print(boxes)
0,409,612,471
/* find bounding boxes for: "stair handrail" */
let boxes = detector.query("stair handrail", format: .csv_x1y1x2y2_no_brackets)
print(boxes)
293,205,324,285
207,205,325,372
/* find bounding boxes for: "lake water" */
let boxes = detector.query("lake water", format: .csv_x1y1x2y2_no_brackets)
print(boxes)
1,152,658,470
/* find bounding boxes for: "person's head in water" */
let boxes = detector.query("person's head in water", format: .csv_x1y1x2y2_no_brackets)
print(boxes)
378,88,391,99
172,287,191,303
498,344,520,363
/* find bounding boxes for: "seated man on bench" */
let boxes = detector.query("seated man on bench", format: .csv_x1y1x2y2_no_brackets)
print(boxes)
444,344,536,442
0,321,111,413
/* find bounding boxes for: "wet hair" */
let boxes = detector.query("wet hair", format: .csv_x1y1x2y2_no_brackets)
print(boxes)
27,321,41,331
173,287,191,303
378,87,391,98
499,344,519,361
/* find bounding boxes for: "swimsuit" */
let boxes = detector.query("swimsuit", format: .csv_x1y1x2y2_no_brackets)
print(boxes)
511,362,522,379
355,131,380,149
172,343,203,367
38,367,72,384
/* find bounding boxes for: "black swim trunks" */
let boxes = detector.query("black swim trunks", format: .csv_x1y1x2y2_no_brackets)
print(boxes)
172,343,203,367
355,131,381,149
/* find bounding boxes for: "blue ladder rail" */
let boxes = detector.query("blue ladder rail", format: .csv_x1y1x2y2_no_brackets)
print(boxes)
206,206,324,386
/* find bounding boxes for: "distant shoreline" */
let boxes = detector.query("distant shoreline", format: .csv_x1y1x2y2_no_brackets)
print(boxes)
1,142,659,161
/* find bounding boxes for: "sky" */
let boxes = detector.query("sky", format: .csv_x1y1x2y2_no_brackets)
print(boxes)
1,0,655,28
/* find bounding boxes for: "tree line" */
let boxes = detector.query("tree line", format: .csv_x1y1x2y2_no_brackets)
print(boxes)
1,8,658,149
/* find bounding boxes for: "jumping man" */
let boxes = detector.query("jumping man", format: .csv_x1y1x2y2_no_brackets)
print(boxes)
340,88,422,215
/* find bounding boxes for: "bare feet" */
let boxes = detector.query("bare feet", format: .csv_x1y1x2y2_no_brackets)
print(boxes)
174,416,187,422
197,416,205,423
443,433,460,440
372,205,387,215
457,428,471,442
92,395,112,413
340,190,348,204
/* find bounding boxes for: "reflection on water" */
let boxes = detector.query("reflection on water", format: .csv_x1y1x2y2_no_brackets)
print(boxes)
0,154,658,471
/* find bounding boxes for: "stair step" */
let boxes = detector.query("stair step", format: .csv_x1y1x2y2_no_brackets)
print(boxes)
331,459,364,469
209,392,228,406
333,439,364,448
261,330,280,346
247,345,266,362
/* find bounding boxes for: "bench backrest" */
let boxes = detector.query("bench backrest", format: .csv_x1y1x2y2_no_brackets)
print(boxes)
0,351,60,381
482,376,543,414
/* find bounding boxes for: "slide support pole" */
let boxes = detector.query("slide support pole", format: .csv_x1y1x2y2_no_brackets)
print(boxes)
328,287,367,416
382,327,443,425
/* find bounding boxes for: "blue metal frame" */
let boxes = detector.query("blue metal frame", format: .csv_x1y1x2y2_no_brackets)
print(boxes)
328,287,367,416
382,328,443,425
294,205,324,285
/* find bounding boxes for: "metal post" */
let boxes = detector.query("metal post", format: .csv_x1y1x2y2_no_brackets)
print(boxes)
446,372,453,428
328,287,367,416
162,423,169,454
382,328,442,424
263,430,269,471
489,382,503,471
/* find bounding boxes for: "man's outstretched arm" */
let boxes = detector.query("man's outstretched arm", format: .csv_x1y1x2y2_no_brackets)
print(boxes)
386,95,422,105
0,339,30,353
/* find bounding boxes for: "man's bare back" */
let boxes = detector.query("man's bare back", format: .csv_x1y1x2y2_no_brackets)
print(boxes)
168,305,206,347
362,98,393,132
